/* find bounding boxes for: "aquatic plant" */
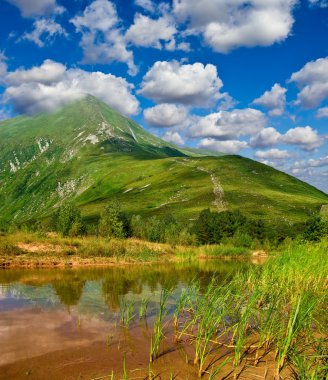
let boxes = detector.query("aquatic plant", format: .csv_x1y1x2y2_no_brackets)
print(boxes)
120,298,135,327
139,297,150,319
150,288,170,362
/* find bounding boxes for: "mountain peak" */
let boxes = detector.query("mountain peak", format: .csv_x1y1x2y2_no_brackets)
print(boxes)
1,95,326,225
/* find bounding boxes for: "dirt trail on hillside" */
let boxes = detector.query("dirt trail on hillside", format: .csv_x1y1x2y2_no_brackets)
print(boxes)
174,159,227,211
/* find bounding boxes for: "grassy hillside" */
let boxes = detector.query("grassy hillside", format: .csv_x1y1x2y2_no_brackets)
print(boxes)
0,95,327,226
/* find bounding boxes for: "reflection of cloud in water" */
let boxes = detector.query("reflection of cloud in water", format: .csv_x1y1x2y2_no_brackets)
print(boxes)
0,307,116,366
0,261,251,367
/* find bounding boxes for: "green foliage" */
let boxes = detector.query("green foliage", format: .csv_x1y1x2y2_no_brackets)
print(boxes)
0,96,327,229
98,200,129,238
53,202,85,237
193,209,265,245
303,215,327,241
130,213,196,245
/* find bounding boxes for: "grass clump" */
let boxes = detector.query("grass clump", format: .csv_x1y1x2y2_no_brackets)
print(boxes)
171,239,328,377
199,244,250,257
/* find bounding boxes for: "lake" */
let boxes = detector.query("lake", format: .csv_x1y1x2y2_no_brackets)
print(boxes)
0,261,251,379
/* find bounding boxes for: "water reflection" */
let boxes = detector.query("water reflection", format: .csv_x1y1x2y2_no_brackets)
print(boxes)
0,261,249,312
0,261,251,368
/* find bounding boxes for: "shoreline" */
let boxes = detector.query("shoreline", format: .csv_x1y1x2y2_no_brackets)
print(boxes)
0,253,268,268
0,231,267,268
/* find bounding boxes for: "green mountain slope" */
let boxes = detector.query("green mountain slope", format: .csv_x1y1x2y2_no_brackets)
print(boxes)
0,95,327,225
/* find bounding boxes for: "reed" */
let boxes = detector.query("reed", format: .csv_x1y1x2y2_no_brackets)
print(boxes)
173,240,327,378
139,297,150,319
122,353,128,380
150,288,170,362
120,298,135,327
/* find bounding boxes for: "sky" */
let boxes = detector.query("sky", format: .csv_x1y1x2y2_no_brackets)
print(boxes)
0,0,327,193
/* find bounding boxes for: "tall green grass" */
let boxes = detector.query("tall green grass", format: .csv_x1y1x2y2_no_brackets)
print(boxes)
171,239,328,377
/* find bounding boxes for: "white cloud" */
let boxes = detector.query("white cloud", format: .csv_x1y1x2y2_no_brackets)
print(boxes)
71,0,118,32
135,0,155,13
217,92,238,111
139,61,223,106
21,18,67,47
308,0,328,7
282,126,324,151
290,155,328,193
316,107,328,118
293,155,328,169
144,104,187,127
6,0,65,17
162,131,184,146
126,13,176,49
3,60,139,115
71,0,136,75
189,108,266,139
250,127,281,148
255,148,292,160
199,138,248,154
173,0,296,53
5,59,66,85
253,83,287,116
290,57,328,108
165,40,191,52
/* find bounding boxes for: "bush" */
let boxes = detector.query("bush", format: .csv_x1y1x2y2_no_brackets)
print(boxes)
98,201,130,239
303,216,327,242
52,202,85,237
194,209,251,245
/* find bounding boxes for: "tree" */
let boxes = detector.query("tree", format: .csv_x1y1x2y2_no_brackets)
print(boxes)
303,216,327,242
53,202,85,237
246,219,267,242
194,209,215,244
194,209,249,245
98,201,129,238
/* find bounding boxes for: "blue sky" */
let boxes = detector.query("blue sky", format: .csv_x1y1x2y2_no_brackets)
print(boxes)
0,0,327,192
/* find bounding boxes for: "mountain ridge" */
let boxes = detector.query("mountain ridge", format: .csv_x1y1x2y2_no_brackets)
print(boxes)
0,95,327,226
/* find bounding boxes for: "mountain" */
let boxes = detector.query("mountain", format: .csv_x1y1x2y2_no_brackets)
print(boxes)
0,95,327,226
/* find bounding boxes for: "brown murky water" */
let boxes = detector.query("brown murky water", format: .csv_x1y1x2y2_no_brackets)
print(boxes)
0,261,273,380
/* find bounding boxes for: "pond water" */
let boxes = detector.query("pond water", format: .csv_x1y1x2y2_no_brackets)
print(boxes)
0,261,251,379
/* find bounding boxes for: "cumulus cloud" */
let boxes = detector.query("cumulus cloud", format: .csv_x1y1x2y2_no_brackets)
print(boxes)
199,138,248,154
21,18,67,47
293,155,328,169
255,148,292,160
162,131,184,146
5,59,66,85
217,93,238,111
316,107,328,118
6,0,65,17
71,0,137,75
290,57,328,108
189,108,267,139
126,13,176,49
290,155,328,192
3,59,139,115
253,83,287,116
281,126,324,151
250,127,282,148
143,104,187,127
139,61,223,106
173,0,296,53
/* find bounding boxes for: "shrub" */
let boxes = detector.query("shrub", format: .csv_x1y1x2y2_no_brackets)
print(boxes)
52,202,85,237
98,200,130,239
303,216,327,242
